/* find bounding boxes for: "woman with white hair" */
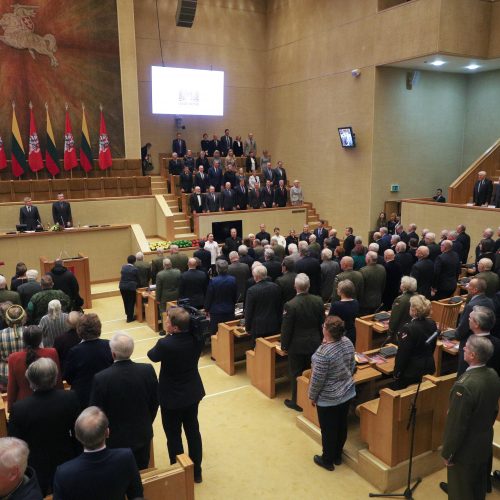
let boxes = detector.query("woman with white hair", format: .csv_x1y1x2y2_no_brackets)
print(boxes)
387,276,418,344
38,299,69,347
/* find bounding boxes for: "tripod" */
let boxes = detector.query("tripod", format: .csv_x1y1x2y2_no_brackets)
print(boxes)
368,379,422,499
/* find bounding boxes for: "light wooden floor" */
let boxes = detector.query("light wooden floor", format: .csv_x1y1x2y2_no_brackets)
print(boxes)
92,296,500,500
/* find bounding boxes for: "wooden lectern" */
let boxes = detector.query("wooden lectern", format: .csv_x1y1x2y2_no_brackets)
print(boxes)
40,253,92,309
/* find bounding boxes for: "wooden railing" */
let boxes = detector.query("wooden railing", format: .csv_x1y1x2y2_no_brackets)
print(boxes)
448,138,500,204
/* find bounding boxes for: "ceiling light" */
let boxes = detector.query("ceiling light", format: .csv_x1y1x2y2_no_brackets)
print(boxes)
465,63,480,70
429,60,446,67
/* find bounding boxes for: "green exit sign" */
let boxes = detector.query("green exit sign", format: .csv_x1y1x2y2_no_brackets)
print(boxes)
390,184,400,192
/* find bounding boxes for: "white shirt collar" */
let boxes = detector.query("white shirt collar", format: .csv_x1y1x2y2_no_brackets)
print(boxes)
466,364,486,371
84,445,106,453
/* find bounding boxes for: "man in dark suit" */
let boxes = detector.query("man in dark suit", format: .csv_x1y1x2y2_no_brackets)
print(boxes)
220,182,235,211
53,406,143,500
406,223,418,244
179,165,193,193
8,357,80,495
19,197,41,231
432,240,461,300
262,248,283,281
208,160,223,192
248,187,262,209
63,313,113,408
273,180,288,207
395,242,413,276
382,249,403,310
194,240,211,275
262,162,274,184
235,178,248,210
493,182,500,208
205,185,220,212
245,151,258,173
314,220,328,247
168,152,183,175
273,161,287,187
410,246,434,299
52,193,73,226
432,188,446,203
245,266,282,339
281,273,324,411
134,252,151,288
424,232,441,261
359,251,386,315
456,224,471,264
190,186,206,214
50,259,80,309
473,171,493,206
331,255,364,302
343,227,355,256
172,132,187,156
90,332,158,470
17,269,42,309
147,308,205,482
179,258,208,309
208,134,220,157
220,129,232,156
295,242,322,296
276,257,297,303
261,180,274,208
440,336,500,499
256,224,271,243
228,252,250,302
224,228,242,256
299,224,312,242
194,165,209,192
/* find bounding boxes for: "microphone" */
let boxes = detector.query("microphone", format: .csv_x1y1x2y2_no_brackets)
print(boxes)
425,330,439,345
60,216,65,227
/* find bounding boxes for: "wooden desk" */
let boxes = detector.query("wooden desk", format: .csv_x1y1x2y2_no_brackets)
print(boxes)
211,320,253,375
433,338,459,376
362,345,397,376
135,288,159,332
355,313,390,353
297,365,382,428
135,287,148,323
246,334,288,398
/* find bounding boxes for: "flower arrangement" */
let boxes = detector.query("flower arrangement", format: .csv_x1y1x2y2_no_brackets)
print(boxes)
49,223,64,232
149,239,199,251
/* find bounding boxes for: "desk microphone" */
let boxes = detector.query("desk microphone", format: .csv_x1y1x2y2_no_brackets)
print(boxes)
60,216,65,227
36,219,42,227
425,330,439,345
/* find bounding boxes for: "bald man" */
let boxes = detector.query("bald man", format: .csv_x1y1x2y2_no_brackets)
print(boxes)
178,257,208,309
432,239,461,300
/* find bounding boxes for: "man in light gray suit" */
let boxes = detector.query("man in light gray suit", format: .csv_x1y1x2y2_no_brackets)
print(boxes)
359,251,386,315
320,248,340,302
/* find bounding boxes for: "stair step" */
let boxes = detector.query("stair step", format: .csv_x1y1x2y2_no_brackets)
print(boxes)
175,233,197,239
172,213,186,220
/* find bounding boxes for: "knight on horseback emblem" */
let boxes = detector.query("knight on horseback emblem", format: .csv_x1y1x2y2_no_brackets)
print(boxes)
0,4,58,67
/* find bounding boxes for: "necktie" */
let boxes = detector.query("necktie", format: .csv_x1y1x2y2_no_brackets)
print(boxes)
28,207,30,213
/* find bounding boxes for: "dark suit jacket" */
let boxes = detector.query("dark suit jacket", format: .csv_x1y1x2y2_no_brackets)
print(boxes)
179,269,208,308
200,139,210,153
294,256,322,295
147,332,205,409
232,140,244,156
234,185,248,209
410,258,434,298
272,167,287,187
17,280,42,309
228,262,250,301
456,231,471,264
382,260,403,309
245,155,258,173
194,172,210,192
314,227,328,247
433,250,461,293
168,158,183,175
204,274,237,315
248,189,262,209
473,178,493,206
190,193,206,213
494,184,500,208
395,251,414,276
205,192,220,212
179,171,193,192
262,167,274,184
261,186,274,208
263,259,283,281
276,271,297,303
52,201,72,226
343,234,355,256
255,231,271,242
220,135,233,155
220,188,235,210
90,360,159,451
19,205,41,230
64,339,113,408
119,264,140,291
208,139,220,156
9,389,80,495
273,187,288,207
172,138,187,156
53,448,143,500
134,261,151,288
193,248,211,274
208,166,223,190
245,280,283,338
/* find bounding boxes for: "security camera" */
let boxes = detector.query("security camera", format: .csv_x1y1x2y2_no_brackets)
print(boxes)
351,69,361,78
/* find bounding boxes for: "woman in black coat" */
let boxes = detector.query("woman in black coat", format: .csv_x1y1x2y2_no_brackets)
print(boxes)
119,255,140,323
392,295,437,390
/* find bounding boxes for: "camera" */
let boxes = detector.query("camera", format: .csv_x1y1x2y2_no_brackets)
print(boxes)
177,299,210,343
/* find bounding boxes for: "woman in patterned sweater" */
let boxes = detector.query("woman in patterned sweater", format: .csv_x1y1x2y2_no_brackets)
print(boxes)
308,315,356,471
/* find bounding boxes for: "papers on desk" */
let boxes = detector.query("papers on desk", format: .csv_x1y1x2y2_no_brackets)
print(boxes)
235,307,244,316
367,354,388,365
148,285,157,291
355,353,370,364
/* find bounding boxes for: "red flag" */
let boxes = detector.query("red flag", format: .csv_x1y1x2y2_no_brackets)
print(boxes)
28,106,44,172
0,136,7,170
63,110,78,170
98,110,112,170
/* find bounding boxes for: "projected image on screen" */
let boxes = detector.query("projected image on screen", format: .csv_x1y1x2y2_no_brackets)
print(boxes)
152,66,224,116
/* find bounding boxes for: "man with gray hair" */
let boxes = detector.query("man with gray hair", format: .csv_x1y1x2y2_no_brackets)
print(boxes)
276,256,297,303
432,239,461,300
90,332,159,470
281,273,324,411
151,248,165,284
263,247,282,281
295,241,322,296
228,251,250,301
320,248,340,302
382,249,403,310
134,252,151,288
440,335,500,498
8,358,80,495
360,251,386,315
53,406,143,500
424,231,441,261
394,241,413,276
156,258,181,335
0,275,21,304
179,258,208,310
0,437,42,498
475,258,499,298
17,269,41,309
331,256,363,302
287,243,300,263
410,246,434,299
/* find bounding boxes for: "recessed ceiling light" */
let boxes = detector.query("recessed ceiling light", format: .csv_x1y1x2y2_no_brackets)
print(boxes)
429,60,446,67
465,64,480,70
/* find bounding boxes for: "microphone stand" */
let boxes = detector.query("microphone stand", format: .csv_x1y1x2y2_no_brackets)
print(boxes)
369,379,423,499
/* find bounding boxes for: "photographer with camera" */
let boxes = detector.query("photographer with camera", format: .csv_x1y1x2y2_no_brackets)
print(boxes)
147,307,205,484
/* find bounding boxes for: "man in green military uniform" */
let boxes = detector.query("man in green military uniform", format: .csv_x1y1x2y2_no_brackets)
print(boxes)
0,276,20,305
28,274,70,324
440,335,500,499
151,249,165,285
475,258,499,298
281,273,324,411
359,251,386,315
134,252,151,288
155,259,181,336
169,245,189,273
331,256,363,302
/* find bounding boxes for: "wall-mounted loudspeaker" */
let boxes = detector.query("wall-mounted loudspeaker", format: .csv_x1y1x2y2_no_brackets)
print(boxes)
176,0,197,28
406,70,420,90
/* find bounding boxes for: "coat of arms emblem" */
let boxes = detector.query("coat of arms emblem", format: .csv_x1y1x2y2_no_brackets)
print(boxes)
0,4,58,67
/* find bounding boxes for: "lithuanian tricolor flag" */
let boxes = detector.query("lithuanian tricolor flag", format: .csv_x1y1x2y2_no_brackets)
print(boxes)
45,104,60,176
11,104,26,178
80,106,93,173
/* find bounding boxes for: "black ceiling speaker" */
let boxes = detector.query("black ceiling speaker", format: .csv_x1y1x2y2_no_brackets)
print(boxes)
176,0,197,28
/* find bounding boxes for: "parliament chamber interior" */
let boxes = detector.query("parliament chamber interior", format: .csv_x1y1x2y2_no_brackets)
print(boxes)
1,0,500,499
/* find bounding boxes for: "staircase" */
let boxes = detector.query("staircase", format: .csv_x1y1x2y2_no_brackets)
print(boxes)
150,175,167,195
163,194,197,240
303,202,327,229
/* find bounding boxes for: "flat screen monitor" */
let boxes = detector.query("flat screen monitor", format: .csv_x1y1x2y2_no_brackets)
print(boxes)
151,66,224,116
338,127,356,148
212,220,242,243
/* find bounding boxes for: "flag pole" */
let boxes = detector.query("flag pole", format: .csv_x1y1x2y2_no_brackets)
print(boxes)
82,102,88,178
45,102,55,179
12,100,21,179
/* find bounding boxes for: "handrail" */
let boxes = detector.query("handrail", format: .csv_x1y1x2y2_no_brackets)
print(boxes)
448,138,500,204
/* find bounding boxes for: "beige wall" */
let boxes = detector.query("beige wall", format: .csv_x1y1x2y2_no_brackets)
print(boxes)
372,67,467,221
134,0,267,173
